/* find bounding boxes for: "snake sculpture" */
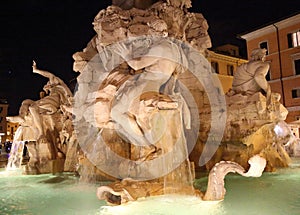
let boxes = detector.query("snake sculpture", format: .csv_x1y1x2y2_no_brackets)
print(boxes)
97,155,266,204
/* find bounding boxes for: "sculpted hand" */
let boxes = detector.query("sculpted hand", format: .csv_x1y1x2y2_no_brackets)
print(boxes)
114,42,131,61
32,60,38,73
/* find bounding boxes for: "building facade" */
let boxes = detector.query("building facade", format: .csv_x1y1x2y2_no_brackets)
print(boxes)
207,48,248,93
6,121,19,142
240,13,300,122
0,99,8,144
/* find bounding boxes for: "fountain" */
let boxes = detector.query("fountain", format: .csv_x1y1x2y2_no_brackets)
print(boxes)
2,0,297,214
70,0,270,204
6,140,24,170
1,161,300,214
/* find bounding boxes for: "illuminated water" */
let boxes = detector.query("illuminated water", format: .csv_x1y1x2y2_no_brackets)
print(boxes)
0,158,299,215
6,141,24,170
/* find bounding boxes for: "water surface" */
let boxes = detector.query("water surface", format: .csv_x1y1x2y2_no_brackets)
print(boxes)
0,158,299,215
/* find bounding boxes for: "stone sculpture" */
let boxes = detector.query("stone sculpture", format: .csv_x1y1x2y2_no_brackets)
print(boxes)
6,99,36,141
8,0,291,207
92,0,211,52
7,62,74,174
111,37,187,148
212,48,292,171
67,0,271,205
231,48,271,100
71,0,213,182
30,61,72,140
97,154,267,204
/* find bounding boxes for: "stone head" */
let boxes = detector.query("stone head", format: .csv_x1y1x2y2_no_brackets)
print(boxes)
250,48,267,61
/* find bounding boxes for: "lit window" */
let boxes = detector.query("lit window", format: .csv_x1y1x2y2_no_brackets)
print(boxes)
227,65,234,76
288,31,300,48
292,88,300,98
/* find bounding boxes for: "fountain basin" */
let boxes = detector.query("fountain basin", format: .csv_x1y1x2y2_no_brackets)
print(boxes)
0,158,299,215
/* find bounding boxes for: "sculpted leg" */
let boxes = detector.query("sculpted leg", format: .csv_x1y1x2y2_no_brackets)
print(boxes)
28,106,44,139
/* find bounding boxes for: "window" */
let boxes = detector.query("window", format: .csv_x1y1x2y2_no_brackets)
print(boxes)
259,41,268,55
0,117,2,123
294,59,300,75
211,61,219,74
0,107,2,113
232,50,237,56
266,70,271,81
227,65,234,76
292,89,300,98
288,31,300,48
296,116,300,121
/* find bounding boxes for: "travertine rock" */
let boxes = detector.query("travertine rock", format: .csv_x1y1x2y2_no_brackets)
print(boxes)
91,1,211,51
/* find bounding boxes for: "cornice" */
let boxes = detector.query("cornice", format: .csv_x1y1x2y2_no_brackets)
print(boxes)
240,13,300,41
207,50,247,63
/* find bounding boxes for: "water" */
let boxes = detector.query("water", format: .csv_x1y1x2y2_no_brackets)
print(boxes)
0,158,299,215
0,171,105,215
6,141,24,170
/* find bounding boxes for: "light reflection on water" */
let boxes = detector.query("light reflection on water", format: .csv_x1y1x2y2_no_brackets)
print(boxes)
0,158,299,215
99,195,224,215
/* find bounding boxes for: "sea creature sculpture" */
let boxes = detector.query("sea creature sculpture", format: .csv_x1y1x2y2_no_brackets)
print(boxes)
97,155,266,204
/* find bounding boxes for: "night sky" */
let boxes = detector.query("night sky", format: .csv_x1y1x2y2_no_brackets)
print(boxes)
0,0,299,115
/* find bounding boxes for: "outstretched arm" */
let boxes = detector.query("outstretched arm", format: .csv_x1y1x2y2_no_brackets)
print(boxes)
32,60,56,80
6,116,24,124
32,60,72,97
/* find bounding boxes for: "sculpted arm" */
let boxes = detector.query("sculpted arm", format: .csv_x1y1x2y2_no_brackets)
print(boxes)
126,56,159,71
32,61,54,79
32,61,72,96
114,42,159,71
32,61,64,85
6,116,24,124
254,63,271,105
254,63,270,93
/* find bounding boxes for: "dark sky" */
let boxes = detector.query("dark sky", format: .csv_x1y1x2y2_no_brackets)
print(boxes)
0,0,299,115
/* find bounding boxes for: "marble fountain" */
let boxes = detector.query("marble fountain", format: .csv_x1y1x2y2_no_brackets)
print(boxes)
2,0,300,214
